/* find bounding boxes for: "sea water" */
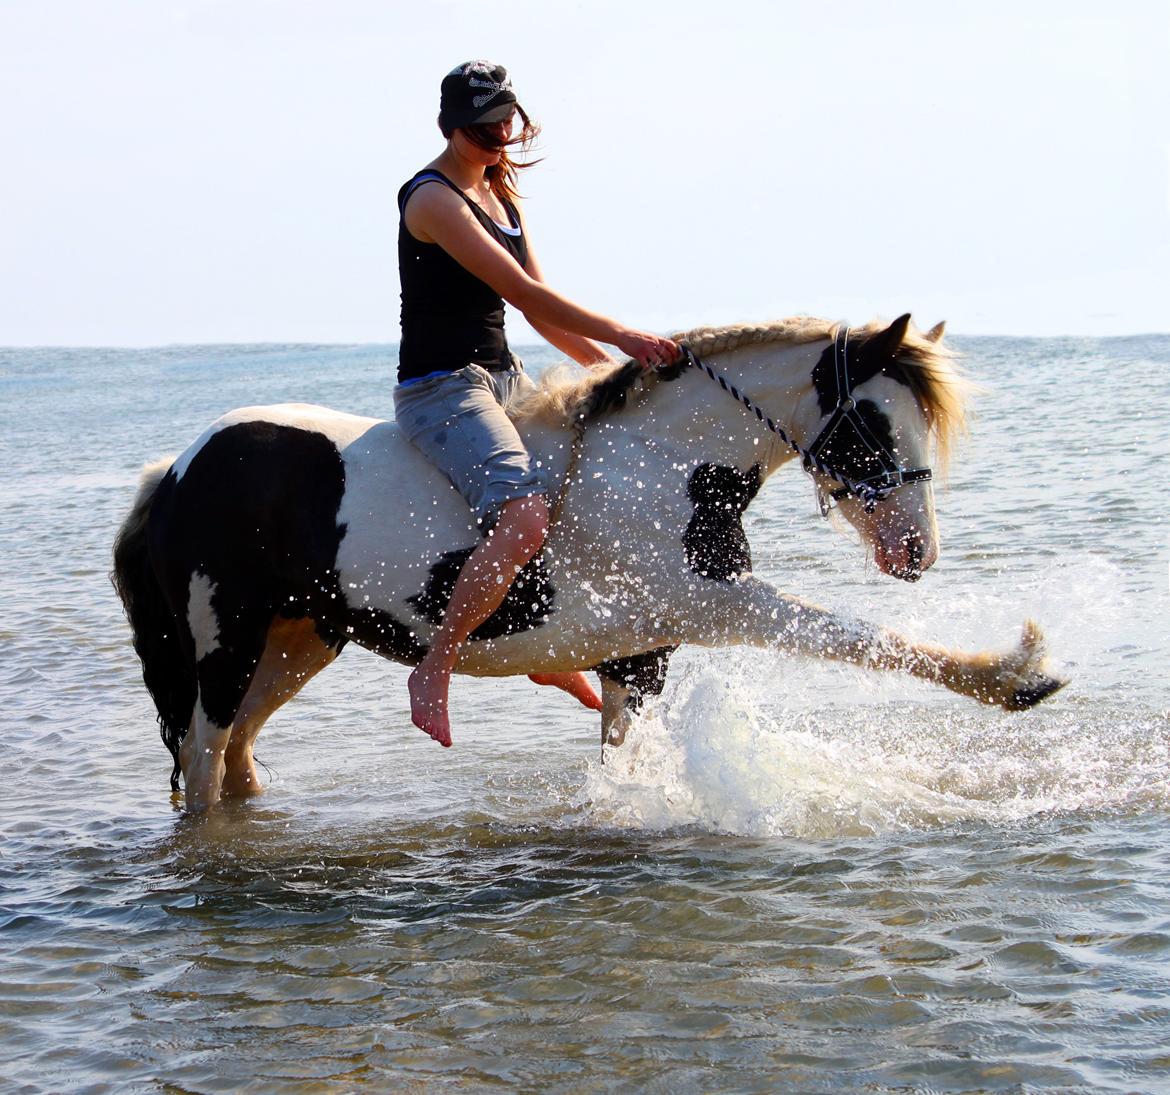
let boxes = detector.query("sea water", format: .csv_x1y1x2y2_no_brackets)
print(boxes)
0,335,1168,1092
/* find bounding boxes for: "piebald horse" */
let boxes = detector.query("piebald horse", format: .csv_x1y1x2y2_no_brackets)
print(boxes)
112,314,1066,811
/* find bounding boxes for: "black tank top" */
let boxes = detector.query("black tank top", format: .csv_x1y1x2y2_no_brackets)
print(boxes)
397,169,529,382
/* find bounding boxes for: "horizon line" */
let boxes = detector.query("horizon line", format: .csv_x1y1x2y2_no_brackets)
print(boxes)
4,330,1169,352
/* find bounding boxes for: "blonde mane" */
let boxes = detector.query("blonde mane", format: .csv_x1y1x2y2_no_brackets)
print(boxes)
513,316,968,466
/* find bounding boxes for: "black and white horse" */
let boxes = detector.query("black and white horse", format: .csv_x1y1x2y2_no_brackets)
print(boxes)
113,314,1066,811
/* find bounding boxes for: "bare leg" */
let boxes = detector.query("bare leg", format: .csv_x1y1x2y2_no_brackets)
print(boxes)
409,495,549,746
528,671,603,711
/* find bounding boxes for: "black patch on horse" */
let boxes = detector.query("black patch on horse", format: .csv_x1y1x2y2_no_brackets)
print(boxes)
683,463,762,581
811,398,900,485
408,547,555,640
154,421,424,676
808,321,919,488
335,605,426,663
811,320,914,416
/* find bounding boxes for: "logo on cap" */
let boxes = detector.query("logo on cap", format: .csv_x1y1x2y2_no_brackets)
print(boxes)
459,61,512,108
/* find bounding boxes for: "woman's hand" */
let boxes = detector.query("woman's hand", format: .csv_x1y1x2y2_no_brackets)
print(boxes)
614,328,681,369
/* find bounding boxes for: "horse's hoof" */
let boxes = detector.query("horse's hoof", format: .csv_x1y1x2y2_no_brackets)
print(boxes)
999,619,1068,710
1007,675,1068,710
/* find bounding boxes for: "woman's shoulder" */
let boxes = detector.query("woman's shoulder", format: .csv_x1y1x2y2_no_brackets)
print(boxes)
401,174,483,245
398,169,460,211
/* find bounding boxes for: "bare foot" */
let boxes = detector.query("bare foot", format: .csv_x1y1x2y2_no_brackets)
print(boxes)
528,671,603,711
408,664,453,746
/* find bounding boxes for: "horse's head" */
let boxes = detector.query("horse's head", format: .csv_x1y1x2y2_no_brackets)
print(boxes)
513,313,965,584
802,315,963,582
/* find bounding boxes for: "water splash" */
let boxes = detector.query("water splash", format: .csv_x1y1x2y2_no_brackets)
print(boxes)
579,655,1170,839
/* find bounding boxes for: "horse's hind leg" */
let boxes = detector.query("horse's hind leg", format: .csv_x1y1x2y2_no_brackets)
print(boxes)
178,574,273,812
221,616,341,797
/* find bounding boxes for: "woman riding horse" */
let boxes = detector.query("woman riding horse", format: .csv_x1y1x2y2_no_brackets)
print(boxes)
395,61,678,747
112,312,1069,811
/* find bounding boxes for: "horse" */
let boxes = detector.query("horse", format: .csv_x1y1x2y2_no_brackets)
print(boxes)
112,313,1067,812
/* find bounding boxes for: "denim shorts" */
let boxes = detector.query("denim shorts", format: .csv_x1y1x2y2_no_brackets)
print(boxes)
393,362,547,531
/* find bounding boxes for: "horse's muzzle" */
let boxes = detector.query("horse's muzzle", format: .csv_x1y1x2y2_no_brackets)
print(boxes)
877,528,935,582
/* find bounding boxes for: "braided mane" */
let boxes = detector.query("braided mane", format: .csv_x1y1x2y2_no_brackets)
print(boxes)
512,315,967,464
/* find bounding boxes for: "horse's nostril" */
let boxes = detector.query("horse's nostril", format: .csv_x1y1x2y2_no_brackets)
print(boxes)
906,533,924,570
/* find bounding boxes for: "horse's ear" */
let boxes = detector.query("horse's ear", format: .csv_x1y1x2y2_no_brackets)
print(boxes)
869,313,912,359
925,321,946,343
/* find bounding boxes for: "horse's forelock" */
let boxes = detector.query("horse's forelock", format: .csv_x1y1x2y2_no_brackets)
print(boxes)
848,320,970,469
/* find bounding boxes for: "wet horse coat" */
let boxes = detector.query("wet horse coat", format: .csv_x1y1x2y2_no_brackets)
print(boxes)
113,316,1066,810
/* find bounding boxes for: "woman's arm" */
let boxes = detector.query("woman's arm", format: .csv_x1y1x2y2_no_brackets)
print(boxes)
512,202,614,367
524,267,616,366
405,184,677,367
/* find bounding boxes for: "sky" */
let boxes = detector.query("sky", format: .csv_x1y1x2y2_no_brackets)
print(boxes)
1,0,1167,345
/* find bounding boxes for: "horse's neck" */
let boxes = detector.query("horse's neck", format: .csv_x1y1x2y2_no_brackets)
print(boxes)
619,339,824,477
512,340,825,516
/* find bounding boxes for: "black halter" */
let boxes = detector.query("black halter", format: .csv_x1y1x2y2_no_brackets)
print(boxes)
680,326,932,515
803,326,933,514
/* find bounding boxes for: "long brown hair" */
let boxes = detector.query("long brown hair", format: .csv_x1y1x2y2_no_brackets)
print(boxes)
446,105,542,204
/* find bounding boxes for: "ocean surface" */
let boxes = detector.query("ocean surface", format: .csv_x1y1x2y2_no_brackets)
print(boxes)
1,334,1168,1093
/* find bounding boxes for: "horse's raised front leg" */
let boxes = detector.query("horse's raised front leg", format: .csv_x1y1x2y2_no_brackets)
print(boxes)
595,647,677,747
669,574,1066,710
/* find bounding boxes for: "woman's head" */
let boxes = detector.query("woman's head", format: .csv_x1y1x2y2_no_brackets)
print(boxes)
439,61,516,135
438,61,541,201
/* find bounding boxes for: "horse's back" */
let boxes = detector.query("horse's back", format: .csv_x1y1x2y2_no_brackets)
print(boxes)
171,403,387,482
154,402,480,604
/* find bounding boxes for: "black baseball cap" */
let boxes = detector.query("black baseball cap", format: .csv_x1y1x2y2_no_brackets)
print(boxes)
439,61,518,132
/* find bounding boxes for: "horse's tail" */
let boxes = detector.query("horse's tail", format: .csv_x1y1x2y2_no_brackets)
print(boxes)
111,457,193,791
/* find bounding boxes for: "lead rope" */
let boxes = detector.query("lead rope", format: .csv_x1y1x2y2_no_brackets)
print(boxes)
680,334,931,514
679,340,887,513
547,329,929,528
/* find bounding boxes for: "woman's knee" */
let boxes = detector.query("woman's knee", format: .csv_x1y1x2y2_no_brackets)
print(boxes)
493,495,549,558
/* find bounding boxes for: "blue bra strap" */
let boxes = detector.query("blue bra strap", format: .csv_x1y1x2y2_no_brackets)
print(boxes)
398,171,458,215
